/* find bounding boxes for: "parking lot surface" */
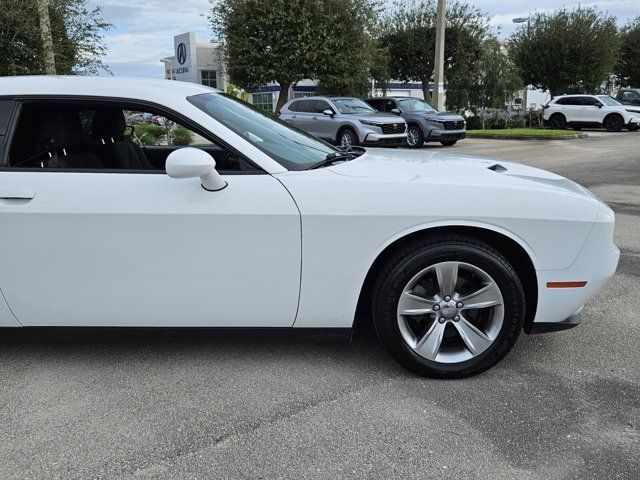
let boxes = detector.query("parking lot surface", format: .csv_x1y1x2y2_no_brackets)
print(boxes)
1,131,639,479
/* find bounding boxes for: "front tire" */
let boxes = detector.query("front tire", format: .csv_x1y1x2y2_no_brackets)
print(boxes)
604,114,624,132
406,125,424,148
372,235,525,378
440,139,457,147
338,128,358,148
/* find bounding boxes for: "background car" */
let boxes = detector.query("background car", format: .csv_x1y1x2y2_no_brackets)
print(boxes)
365,96,466,148
278,96,407,147
543,94,640,132
616,88,640,106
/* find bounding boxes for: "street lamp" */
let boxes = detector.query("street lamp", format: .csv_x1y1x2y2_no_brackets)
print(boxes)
432,0,446,111
512,15,532,117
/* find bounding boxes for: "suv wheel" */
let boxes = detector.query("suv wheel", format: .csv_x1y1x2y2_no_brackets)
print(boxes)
406,125,424,148
604,114,624,132
339,128,358,148
372,235,525,378
440,140,457,147
549,114,567,130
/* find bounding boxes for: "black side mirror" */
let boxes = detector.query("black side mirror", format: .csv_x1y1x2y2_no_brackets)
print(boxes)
390,108,401,115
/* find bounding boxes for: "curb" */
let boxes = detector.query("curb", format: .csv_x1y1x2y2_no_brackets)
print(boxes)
466,133,588,141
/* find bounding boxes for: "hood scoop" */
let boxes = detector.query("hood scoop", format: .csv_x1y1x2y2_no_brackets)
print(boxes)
488,163,508,173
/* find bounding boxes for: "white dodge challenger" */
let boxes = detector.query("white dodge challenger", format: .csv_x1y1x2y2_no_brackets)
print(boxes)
0,77,619,378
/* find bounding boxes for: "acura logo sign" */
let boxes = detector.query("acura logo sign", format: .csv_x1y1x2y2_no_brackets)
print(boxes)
176,43,187,65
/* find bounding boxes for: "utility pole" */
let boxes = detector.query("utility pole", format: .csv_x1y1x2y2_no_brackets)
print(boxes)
36,0,56,75
432,0,446,111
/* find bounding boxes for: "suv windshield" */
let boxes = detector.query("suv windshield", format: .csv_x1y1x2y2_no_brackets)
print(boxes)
398,98,438,113
598,95,622,106
333,98,376,114
188,93,339,171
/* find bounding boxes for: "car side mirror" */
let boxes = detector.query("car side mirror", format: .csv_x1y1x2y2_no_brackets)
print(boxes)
166,147,227,191
322,109,334,117
596,104,603,108
390,108,401,115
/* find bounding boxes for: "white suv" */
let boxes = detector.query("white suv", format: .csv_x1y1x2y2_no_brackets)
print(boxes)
543,94,640,132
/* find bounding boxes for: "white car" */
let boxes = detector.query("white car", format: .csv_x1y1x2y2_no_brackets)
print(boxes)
543,94,640,132
0,77,619,378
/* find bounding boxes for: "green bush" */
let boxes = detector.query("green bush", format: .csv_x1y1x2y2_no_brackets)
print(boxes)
464,115,483,130
135,124,165,145
173,125,193,146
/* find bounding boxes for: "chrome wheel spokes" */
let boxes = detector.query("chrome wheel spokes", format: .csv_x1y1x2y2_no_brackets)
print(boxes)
397,261,504,363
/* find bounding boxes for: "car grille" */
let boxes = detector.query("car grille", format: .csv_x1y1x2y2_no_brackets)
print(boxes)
443,120,465,130
381,123,406,134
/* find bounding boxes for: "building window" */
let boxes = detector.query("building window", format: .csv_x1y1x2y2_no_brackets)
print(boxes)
293,92,314,98
201,70,217,88
252,93,273,113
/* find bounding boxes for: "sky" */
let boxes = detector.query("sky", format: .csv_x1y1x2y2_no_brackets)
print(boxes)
87,0,639,78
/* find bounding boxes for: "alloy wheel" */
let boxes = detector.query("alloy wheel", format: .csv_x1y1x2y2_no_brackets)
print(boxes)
340,131,355,148
396,261,504,363
407,127,420,147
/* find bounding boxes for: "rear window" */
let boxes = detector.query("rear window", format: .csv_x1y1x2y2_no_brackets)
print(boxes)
297,100,317,113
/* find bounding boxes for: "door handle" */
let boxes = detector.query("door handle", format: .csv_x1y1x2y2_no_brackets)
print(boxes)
0,189,35,200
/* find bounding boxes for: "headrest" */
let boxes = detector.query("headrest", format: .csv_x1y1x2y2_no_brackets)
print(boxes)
34,109,64,152
92,108,127,141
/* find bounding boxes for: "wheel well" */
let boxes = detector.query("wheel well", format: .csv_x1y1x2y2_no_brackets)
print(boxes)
336,125,358,143
354,226,538,334
550,112,566,120
604,112,624,122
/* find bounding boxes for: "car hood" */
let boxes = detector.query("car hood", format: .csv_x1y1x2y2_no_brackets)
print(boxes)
327,148,597,200
357,112,406,122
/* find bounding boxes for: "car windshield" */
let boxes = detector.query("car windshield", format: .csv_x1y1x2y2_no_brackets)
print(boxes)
398,98,438,113
188,93,339,171
333,98,376,114
598,96,622,106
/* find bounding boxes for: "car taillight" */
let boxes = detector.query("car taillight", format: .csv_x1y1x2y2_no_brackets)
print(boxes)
275,110,281,118
542,104,550,110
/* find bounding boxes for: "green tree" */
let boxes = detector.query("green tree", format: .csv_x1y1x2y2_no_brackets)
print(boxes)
616,17,640,87
378,0,490,109
210,0,326,111
509,7,619,97
0,0,110,76
468,38,522,126
314,0,380,97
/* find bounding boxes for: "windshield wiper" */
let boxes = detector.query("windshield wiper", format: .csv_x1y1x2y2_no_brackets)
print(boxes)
305,152,354,170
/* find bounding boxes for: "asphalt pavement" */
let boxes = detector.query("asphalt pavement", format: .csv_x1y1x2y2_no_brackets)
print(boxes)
1,130,639,479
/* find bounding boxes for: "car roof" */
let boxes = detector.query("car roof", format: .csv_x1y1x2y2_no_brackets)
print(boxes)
0,76,215,103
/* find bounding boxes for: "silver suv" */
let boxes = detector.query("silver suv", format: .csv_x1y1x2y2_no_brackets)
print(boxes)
278,96,407,147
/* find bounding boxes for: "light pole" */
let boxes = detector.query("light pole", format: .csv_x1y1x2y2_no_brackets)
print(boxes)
513,16,531,117
432,0,446,110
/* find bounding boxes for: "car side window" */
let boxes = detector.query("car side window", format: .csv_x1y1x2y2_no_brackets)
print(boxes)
288,100,300,112
4,100,259,173
297,100,316,113
555,98,567,105
367,99,382,111
384,100,397,112
315,100,331,113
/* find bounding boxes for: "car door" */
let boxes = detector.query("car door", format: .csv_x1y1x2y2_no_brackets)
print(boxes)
290,99,317,135
559,97,582,122
579,97,604,124
0,100,301,327
310,100,336,140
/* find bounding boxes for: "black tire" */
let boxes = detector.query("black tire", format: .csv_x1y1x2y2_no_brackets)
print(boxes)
604,114,624,132
406,125,424,148
440,140,457,147
626,125,639,132
549,114,567,130
338,128,358,148
371,235,525,378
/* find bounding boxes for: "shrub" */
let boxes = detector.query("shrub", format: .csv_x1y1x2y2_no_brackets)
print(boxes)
173,125,193,146
135,124,165,145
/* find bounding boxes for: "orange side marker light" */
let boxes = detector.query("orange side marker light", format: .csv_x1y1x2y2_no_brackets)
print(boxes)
546,281,587,288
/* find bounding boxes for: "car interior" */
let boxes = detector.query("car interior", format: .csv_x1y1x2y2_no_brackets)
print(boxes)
7,102,258,173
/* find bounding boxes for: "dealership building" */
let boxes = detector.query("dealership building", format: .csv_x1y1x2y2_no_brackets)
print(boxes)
162,32,428,112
